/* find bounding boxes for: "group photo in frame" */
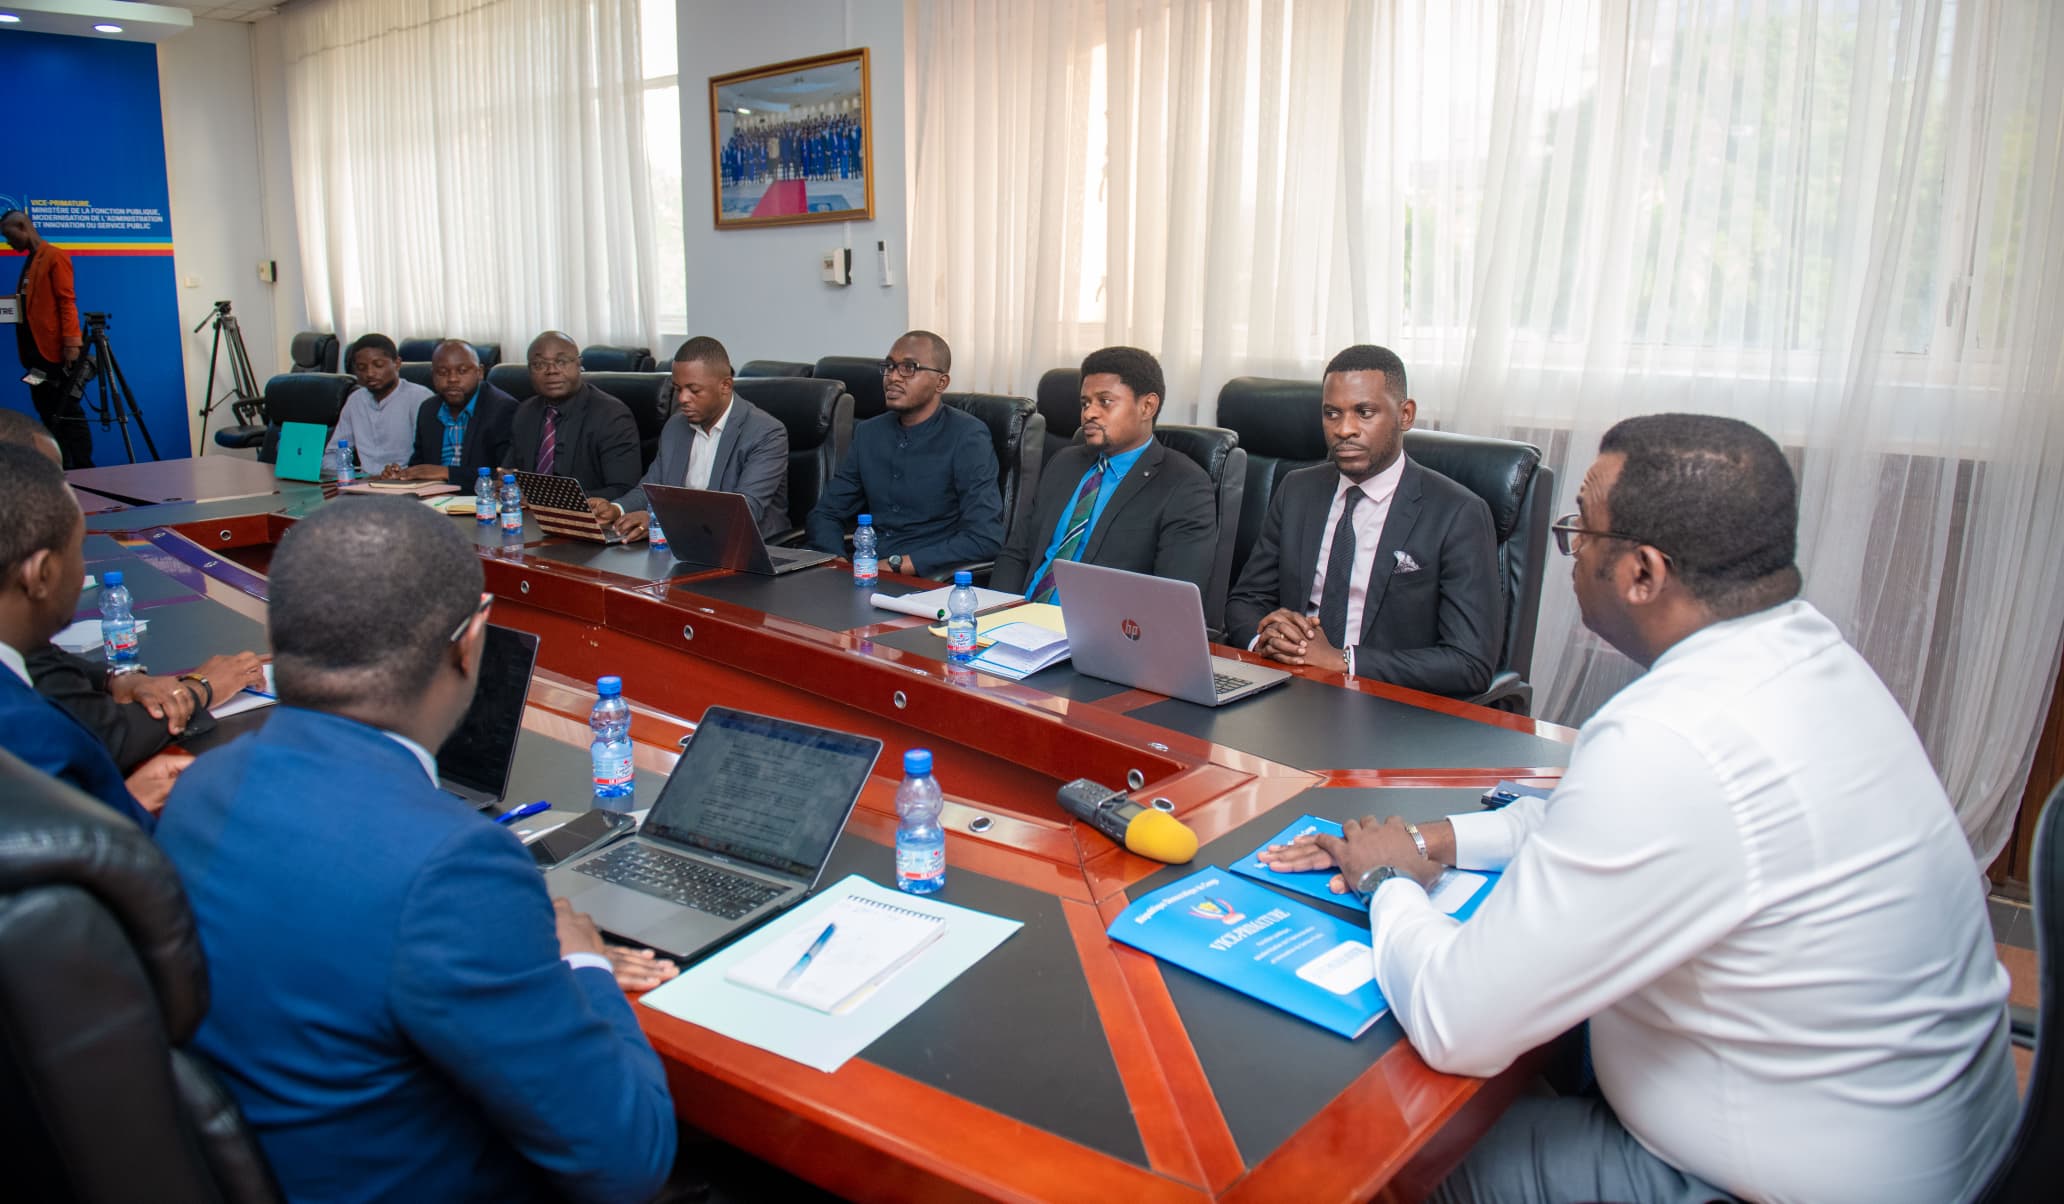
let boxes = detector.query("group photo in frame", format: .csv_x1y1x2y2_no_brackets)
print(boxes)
709,48,874,229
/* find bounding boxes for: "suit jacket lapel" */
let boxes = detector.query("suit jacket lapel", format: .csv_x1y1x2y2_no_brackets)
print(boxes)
1357,458,1423,641
1286,469,1333,610
708,399,750,492
1084,441,1162,560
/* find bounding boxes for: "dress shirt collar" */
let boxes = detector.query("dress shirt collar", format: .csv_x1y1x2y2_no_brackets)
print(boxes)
380,729,440,786
696,398,733,444
897,402,948,434
1648,597,1812,674
437,391,479,429
1335,450,1407,507
1102,435,1154,477
0,640,28,687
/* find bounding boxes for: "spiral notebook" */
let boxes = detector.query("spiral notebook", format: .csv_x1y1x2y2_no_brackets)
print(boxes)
724,893,947,1014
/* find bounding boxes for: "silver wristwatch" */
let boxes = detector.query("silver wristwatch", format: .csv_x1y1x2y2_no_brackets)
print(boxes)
1352,864,1401,902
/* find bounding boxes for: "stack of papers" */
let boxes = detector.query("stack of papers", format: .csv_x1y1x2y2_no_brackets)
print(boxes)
870,584,1021,621
969,622,1069,679
53,617,149,655
926,601,1065,644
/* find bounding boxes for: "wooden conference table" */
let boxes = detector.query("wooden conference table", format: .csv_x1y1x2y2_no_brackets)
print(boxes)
74,459,1579,1204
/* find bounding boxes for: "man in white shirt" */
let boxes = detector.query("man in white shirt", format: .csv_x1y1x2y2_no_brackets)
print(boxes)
328,333,434,475
1261,413,2016,1204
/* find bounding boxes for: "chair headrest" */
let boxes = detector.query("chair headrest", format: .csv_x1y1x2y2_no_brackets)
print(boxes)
581,372,672,442
395,338,440,363
1215,376,1328,462
1155,424,1240,480
942,392,1036,446
580,345,655,373
485,363,534,400
0,748,208,1039
812,356,887,418
733,377,842,446
261,373,354,425
1037,368,1082,438
739,359,814,379
1401,429,1542,542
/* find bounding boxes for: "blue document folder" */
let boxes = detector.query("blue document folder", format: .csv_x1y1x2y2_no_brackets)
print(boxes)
1230,814,1501,920
1107,867,1388,1038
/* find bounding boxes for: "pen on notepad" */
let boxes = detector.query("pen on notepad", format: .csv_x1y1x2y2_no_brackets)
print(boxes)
776,922,838,989
495,801,550,825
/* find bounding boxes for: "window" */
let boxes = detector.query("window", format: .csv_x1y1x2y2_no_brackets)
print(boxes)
640,0,685,339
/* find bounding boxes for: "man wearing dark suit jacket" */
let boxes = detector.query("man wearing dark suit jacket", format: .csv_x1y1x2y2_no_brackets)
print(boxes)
155,497,676,1203
991,346,1216,601
505,331,643,503
592,336,790,541
388,339,519,486
1224,345,1501,698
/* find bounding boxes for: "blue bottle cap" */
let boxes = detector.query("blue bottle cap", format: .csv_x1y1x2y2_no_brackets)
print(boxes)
502,474,517,484
596,675,623,696
104,570,123,586
857,513,873,526
337,439,350,446
477,466,491,476
953,570,973,586
903,748,933,776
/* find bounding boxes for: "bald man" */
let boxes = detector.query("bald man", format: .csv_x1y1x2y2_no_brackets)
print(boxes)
503,332,642,502
389,340,520,485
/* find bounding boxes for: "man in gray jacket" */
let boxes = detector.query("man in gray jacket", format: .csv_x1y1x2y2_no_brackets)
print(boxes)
592,336,790,540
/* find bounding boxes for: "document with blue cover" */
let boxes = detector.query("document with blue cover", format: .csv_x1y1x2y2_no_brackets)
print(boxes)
1107,868,1389,1038
1231,814,1501,920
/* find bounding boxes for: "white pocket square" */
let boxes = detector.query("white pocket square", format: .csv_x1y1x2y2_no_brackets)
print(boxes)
1393,550,1422,573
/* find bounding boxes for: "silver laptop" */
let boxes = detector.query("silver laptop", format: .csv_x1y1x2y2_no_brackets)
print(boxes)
544,706,881,961
644,484,834,575
433,624,539,810
1053,560,1291,707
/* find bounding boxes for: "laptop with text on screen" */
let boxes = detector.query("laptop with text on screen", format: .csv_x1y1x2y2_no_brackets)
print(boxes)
642,484,835,575
543,707,882,961
1053,560,1290,707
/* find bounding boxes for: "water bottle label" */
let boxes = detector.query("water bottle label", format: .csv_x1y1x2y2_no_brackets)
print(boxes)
896,842,945,883
649,523,668,550
501,509,522,532
104,628,138,658
592,754,634,789
946,629,976,655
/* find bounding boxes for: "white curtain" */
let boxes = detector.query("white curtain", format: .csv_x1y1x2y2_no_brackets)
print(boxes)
279,0,659,353
908,0,2064,862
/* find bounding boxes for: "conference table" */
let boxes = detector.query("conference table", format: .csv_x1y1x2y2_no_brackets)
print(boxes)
72,461,1579,1204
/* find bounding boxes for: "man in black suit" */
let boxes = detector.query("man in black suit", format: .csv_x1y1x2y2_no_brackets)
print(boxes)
1224,345,1501,697
992,346,1215,601
387,340,519,486
504,331,642,503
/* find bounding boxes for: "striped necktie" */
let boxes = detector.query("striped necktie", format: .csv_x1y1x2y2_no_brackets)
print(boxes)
537,406,559,475
1028,459,1108,603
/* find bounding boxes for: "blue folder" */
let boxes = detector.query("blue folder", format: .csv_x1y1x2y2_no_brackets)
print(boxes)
1230,814,1500,919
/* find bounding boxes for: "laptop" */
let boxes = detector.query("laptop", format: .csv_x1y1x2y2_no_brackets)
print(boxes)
543,706,881,960
273,421,328,483
433,623,540,810
1053,560,1291,706
644,484,835,575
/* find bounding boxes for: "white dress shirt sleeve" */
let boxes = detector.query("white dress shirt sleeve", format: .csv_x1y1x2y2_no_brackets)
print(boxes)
1369,716,1752,1078
563,952,613,976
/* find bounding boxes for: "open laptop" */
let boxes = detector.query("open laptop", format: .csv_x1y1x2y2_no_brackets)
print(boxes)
644,484,835,575
543,706,881,960
433,623,540,810
273,421,328,483
1053,560,1291,706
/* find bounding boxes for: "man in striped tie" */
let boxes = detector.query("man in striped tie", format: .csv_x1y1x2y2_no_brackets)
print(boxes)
504,331,642,504
990,346,1216,605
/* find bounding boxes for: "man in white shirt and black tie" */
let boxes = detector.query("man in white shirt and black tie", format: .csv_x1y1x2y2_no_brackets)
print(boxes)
1262,413,2016,1204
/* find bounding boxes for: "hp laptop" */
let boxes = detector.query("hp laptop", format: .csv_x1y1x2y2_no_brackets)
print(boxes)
644,484,835,575
1053,560,1291,707
273,421,328,483
544,706,882,960
433,623,540,810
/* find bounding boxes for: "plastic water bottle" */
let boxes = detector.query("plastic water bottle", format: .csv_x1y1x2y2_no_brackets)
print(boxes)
589,675,634,807
335,440,356,483
852,513,878,586
648,510,668,552
894,749,945,894
498,473,523,534
945,570,978,664
473,467,496,524
100,570,142,675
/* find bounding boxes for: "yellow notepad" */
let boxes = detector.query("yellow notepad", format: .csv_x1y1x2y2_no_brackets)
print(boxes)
927,601,1065,645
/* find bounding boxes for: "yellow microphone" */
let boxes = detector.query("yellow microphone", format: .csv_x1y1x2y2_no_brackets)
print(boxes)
1056,778,1199,864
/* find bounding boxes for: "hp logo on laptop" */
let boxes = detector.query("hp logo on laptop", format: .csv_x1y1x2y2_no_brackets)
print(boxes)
1121,618,1142,642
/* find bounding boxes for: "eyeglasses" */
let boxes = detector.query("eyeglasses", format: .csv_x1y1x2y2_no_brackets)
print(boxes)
448,593,494,644
527,355,578,372
878,358,946,380
1551,512,1672,561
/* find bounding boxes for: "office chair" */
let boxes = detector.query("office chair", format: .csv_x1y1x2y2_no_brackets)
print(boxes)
739,359,814,379
581,345,656,373
486,362,534,402
733,376,851,538
254,373,354,464
812,355,888,423
1036,367,1083,467
1215,376,1330,586
584,371,673,471
397,362,434,389
1153,424,1247,633
288,331,338,374
395,337,440,363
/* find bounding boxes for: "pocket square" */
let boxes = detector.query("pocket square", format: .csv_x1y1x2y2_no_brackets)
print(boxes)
1393,550,1422,573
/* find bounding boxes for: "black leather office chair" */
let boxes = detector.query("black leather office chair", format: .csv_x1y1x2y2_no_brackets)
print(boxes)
581,345,656,373
1216,376,1329,584
288,331,338,374
734,376,851,536
255,373,355,464
1154,424,1247,632
1036,367,1082,467
486,362,534,401
396,337,440,363
931,393,1045,580
1968,778,2064,1204
585,371,672,471
397,362,434,389
813,355,887,423
0,748,285,1204
213,398,271,451
739,359,813,379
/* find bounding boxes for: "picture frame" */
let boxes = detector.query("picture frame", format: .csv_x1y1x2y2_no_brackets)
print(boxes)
709,48,874,230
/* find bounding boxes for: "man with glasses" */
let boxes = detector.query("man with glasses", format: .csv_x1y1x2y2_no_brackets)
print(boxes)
805,330,1003,575
155,497,678,1203
1223,344,1502,696
387,339,519,485
504,331,642,503
1261,414,2014,1204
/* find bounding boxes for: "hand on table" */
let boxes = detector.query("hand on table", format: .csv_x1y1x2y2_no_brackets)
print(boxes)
1309,816,1444,893
611,509,651,541
606,945,680,993
554,897,609,959
192,651,268,699
127,751,194,813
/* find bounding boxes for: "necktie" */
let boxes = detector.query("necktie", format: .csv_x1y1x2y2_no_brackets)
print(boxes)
1316,487,1365,647
538,406,559,475
1028,459,1108,603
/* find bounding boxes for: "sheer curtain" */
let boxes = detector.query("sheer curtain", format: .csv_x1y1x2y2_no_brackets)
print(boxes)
908,0,2064,861
279,0,660,351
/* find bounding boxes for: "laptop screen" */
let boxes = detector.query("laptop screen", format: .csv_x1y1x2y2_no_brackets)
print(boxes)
434,624,540,798
645,707,882,878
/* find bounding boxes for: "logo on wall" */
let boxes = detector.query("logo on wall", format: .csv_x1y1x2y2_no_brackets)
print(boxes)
1121,618,1142,642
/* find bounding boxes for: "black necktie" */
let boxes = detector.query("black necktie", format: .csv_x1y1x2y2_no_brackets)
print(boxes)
1316,487,1364,647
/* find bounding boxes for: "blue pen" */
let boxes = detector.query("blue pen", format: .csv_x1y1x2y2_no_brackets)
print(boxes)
495,800,550,825
776,922,838,990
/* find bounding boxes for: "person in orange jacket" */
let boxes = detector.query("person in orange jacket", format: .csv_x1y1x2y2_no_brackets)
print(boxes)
3,209,92,467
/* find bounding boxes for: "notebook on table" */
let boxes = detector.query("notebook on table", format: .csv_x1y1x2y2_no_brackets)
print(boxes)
515,470,622,543
724,893,947,1014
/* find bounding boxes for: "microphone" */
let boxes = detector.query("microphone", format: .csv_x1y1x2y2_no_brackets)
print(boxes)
1056,778,1199,864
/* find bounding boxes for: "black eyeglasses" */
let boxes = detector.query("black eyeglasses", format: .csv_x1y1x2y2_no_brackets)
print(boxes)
878,358,946,380
1551,512,1672,561
448,593,494,644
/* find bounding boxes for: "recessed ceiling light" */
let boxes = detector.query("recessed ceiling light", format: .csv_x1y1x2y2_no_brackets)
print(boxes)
93,23,124,33
0,14,22,23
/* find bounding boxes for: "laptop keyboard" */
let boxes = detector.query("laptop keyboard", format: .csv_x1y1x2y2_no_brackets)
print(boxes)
575,843,784,919
1212,672,1252,696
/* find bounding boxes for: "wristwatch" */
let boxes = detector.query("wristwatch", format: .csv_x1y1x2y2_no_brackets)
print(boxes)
886,553,905,574
1352,864,1401,902
178,673,214,708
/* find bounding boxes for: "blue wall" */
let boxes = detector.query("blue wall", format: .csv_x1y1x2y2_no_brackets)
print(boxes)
0,29,189,461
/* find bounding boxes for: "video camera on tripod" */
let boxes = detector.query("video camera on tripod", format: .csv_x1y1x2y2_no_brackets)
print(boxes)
61,312,107,403
76,309,160,463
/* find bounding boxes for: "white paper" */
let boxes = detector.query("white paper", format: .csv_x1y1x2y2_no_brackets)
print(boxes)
1428,869,1490,914
54,617,149,655
209,664,279,719
869,585,1021,620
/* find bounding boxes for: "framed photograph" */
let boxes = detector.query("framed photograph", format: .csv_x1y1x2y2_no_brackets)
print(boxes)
709,49,874,230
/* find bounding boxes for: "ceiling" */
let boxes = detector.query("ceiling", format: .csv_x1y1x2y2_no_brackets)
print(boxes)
184,2,276,20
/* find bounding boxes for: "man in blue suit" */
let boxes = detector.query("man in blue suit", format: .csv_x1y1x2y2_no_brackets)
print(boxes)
156,497,676,1203
0,443,156,830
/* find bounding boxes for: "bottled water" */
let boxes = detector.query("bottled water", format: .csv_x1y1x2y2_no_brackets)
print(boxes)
499,473,523,535
589,675,634,806
945,570,978,664
473,467,496,524
335,440,356,483
852,513,878,586
100,570,141,675
894,748,945,894
648,510,668,552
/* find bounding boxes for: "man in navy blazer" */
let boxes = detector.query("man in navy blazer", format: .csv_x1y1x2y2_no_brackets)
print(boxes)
388,339,519,486
593,336,790,540
155,497,676,1203
1224,345,1502,697
0,444,156,830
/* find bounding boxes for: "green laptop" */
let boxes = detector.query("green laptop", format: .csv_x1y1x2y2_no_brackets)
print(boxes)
273,421,329,483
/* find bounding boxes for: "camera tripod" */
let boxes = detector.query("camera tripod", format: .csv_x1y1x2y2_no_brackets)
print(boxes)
80,312,161,464
193,299,260,454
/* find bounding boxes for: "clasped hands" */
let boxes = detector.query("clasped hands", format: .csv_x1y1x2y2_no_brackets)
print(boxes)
583,497,653,540
1252,608,1348,672
1256,815,1445,894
